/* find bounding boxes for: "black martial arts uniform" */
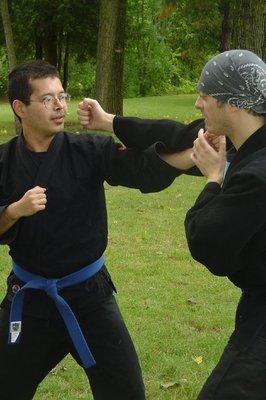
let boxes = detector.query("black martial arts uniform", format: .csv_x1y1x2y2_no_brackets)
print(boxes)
185,124,266,400
0,130,182,400
113,116,266,399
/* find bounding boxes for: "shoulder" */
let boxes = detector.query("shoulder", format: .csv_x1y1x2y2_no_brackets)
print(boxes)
242,148,266,182
226,149,266,197
62,131,113,146
0,136,19,161
61,131,115,157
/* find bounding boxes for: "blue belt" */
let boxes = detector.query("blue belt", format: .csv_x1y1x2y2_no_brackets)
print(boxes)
9,255,104,368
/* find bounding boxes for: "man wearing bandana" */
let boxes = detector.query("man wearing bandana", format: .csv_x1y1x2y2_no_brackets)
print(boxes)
78,49,266,399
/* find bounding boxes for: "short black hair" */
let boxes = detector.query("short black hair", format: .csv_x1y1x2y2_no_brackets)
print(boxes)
8,60,59,106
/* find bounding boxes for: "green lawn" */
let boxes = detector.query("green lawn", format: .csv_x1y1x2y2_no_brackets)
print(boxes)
0,95,240,399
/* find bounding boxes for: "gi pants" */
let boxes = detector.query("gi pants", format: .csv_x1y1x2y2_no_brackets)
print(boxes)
198,289,266,400
0,268,145,400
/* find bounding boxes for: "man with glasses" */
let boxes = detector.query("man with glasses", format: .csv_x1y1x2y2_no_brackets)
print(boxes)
0,59,190,400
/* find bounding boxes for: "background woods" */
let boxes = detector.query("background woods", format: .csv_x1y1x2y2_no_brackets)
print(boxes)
0,0,265,114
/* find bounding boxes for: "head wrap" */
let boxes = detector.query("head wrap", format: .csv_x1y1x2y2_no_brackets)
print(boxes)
198,49,266,114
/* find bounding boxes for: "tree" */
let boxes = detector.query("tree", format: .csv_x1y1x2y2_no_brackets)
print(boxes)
220,0,232,52
95,0,127,115
231,0,266,58
0,0,20,134
6,0,99,89
0,0,16,68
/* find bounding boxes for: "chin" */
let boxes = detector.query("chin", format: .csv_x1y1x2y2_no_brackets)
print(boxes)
53,124,64,132
206,126,219,135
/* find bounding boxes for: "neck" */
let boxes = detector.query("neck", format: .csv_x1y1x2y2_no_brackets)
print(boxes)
227,112,265,149
22,130,55,152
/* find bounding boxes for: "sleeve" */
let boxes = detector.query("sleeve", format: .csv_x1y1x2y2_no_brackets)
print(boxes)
185,172,266,276
113,116,205,152
0,205,19,245
94,135,182,193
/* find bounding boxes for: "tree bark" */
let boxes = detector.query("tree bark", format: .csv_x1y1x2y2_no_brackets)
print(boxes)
0,0,21,134
0,0,16,68
63,33,70,90
220,0,232,52
231,0,266,58
35,23,43,60
43,29,58,66
95,0,127,115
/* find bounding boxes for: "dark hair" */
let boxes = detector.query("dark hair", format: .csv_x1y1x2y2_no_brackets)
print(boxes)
246,108,265,118
8,60,59,107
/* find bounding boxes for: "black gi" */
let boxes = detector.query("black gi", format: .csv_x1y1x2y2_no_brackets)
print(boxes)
113,116,266,399
0,130,181,400
185,124,266,400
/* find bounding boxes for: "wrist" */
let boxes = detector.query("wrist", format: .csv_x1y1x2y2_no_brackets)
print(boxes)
103,113,115,132
6,202,21,221
206,175,223,185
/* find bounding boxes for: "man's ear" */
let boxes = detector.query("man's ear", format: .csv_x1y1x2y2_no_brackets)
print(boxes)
12,100,26,120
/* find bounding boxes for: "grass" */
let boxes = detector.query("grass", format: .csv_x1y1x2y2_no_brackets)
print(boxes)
0,95,240,399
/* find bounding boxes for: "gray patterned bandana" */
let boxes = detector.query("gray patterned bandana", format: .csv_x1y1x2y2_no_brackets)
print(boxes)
198,49,266,114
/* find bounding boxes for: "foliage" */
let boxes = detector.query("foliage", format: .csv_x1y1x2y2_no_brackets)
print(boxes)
67,59,96,98
4,0,262,99
0,47,8,96
123,0,222,98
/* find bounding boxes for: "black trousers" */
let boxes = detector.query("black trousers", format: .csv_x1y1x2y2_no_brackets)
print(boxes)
197,290,266,400
0,295,145,400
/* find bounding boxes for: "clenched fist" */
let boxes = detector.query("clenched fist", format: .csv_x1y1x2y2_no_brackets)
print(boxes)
8,186,47,220
77,98,114,132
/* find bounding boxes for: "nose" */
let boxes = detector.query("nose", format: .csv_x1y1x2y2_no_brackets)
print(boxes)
54,97,64,110
195,96,203,111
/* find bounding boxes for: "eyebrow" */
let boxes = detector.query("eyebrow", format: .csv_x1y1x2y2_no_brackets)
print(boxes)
41,90,65,97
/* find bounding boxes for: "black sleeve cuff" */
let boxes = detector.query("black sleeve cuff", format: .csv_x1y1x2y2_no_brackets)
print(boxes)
204,182,222,194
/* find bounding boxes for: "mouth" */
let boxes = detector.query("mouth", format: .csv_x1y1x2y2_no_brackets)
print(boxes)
51,115,65,124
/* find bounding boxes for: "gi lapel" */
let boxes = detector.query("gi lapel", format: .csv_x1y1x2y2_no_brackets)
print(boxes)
223,125,266,188
17,132,64,187
32,133,64,187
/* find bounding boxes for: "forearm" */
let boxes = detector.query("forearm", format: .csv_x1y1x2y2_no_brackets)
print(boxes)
0,203,20,236
103,113,115,132
159,148,194,170
113,116,204,151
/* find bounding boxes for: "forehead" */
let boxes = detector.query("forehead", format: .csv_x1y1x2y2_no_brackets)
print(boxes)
29,77,64,96
198,92,217,103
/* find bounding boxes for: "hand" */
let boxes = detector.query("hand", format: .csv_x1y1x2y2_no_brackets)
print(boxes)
191,129,226,185
204,132,221,151
77,98,115,132
8,186,47,220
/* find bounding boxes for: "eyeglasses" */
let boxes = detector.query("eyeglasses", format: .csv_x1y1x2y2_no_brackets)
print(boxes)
29,93,70,110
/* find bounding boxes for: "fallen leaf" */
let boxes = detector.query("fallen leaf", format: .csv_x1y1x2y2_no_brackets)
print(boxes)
193,356,203,364
160,381,179,390
187,297,197,305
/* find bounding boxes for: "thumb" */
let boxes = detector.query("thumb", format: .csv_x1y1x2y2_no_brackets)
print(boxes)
82,98,93,110
218,135,226,153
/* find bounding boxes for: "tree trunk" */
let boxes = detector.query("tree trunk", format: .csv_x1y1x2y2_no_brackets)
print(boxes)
57,28,64,73
0,0,21,134
231,0,266,58
35,23,43,59
0,0,16,68
43,28,58,66
63,33,70,90
95,0,127,115
220,0,232,52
